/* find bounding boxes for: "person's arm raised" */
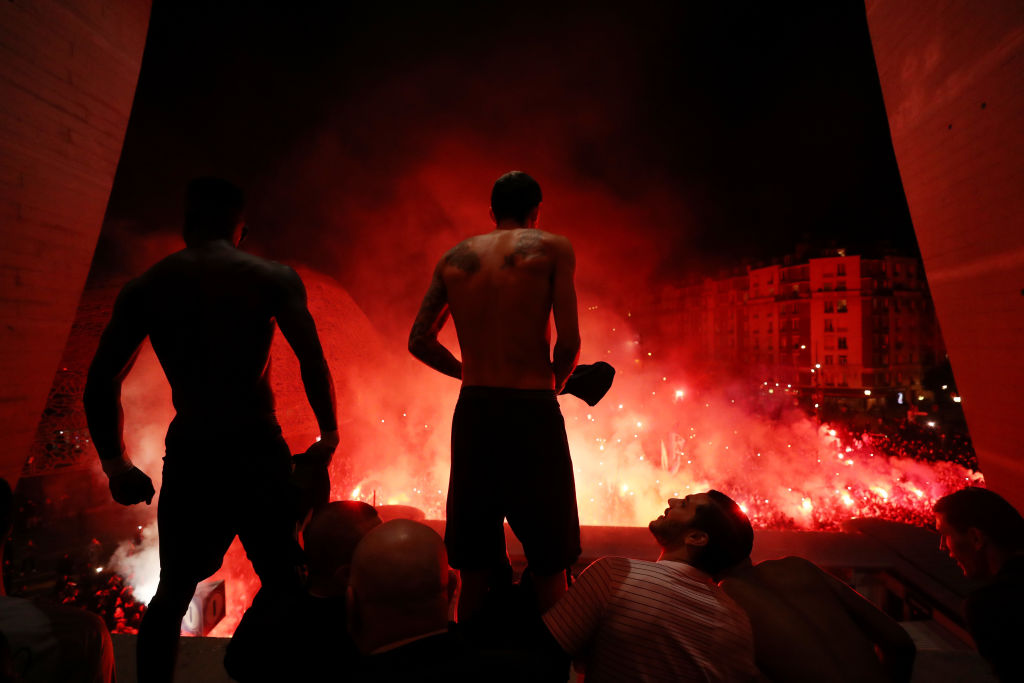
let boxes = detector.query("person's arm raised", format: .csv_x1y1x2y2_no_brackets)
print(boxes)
551,235,580,394
275,266,339,461
408,258,462,380
84,280,155,505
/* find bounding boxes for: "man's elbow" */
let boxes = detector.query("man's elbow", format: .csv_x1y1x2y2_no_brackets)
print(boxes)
408,334,429,360
555,335,581,357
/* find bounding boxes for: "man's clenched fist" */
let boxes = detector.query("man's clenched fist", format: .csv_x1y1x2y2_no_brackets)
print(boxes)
108,466,155,506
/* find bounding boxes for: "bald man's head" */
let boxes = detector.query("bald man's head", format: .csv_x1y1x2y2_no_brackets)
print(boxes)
303,501,381,586
348,520,457,653
349,520,450,608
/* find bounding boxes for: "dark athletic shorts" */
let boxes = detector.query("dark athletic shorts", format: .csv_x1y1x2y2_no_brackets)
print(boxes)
157,419,302,590
445,386,581,576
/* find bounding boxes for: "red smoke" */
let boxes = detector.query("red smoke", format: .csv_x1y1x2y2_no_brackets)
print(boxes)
98,265,977,636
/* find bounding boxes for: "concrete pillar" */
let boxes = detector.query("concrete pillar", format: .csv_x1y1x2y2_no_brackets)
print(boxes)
0,0,152,487
865,1,1024,508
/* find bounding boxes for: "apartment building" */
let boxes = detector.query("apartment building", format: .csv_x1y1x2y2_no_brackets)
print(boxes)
646,251,944,403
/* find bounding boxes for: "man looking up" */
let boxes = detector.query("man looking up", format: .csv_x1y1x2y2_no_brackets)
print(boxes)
934,487,1024,682
84,177,338,683
542,491,759,682
408,171,581,621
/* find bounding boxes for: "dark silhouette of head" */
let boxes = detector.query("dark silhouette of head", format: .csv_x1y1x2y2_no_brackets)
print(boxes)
934,487,1024,579
490,171,542,225
183,177,245,247
303,501,381,596
649,490,754,575
347,519,456,653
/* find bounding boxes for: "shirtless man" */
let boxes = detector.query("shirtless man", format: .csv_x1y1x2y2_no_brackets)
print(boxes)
719,556,915,682
84,177,338,683
408,171,581,621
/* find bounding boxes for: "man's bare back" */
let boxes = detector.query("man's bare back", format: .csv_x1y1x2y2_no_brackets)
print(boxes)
720,557,915,682
408,171,582,622
129,244,298,424
87,241,336,445
409,227,579,391
83,176,340,683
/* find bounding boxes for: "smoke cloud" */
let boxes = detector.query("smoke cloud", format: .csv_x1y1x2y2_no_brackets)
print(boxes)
78,0,929,633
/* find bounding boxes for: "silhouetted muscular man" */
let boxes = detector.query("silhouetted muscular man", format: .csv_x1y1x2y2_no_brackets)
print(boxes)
409,171,581,621
84,178,338,683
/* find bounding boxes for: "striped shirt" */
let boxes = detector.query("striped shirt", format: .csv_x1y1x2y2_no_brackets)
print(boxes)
543,557,758,682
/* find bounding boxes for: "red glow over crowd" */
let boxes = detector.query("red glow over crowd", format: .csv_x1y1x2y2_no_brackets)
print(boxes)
90,273,979,636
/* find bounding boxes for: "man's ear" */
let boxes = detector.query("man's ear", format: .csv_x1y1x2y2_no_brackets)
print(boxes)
447,568,459,605
489,207,497,224
685,529,709,549
527,203,540,226
968,527,987,551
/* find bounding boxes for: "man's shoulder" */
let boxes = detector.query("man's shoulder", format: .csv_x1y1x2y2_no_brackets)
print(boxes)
440,237,483,273
141,247,291,277
229,249,293,275
583,556,661,584
587,555,638,572
536,228,571,243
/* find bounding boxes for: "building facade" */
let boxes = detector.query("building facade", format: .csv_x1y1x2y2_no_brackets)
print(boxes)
648,251,945,405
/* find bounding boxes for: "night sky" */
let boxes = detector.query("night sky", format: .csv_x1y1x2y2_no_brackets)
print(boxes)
98,0,917,333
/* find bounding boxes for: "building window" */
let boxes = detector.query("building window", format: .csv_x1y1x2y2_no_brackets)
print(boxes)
838,337,848,349
825,319,834,332
825,355,833,365
837,299,848,313
837,263,846,276
838,355,848,366
824,301,834,313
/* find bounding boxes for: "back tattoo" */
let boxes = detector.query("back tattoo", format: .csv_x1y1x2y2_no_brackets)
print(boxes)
502,230,543,269
445,241,481,274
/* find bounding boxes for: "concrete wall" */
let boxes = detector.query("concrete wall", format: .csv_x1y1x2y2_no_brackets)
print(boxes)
0,0,151,487
865,1,1024,508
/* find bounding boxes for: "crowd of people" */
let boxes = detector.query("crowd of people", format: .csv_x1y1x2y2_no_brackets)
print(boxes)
867,419,978,471
1,172,1016,681
227,489,918,682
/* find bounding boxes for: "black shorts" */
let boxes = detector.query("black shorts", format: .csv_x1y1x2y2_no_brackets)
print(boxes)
157,420,301,590
445,387,581,576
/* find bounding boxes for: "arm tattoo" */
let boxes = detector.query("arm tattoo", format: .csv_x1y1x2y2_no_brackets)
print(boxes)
444,241,480,274
409,274,461,379
502,230,543,268
410,277,447,341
